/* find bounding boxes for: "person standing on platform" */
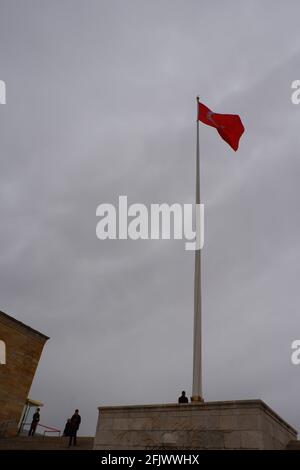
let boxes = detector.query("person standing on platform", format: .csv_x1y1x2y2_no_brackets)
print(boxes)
178,391,189,404
63,418,72,437
68,409,81,446
28,408,40,436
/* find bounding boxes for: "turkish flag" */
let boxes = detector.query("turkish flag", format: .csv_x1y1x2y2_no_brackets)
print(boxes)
197,102,244,151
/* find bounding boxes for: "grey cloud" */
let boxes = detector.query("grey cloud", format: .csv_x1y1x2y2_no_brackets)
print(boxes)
0,0,300,434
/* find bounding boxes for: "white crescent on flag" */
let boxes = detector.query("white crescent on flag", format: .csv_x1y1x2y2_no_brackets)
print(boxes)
207,110,225,129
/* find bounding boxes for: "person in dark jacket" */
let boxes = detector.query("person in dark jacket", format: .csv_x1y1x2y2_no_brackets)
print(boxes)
63,418,71,437
28,408,40,436
68,409,81,446
178,391,189,404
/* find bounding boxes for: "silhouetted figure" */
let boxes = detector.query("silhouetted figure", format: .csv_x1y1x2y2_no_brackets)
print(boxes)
28,408,40,436
68,409,81,446
63,418,71,437
178,391,188,404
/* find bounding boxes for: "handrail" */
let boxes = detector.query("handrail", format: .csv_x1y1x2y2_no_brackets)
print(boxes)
22,422,61,437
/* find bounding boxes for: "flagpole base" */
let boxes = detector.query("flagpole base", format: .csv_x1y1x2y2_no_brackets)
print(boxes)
190,395,204,403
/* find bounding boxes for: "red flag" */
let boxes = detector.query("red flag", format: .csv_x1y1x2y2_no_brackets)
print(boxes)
197,101,244,151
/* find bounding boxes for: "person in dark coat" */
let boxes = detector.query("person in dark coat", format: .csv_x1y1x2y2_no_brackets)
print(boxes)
63,418,71,437
68,409,81,446
28,408,40,436
178,391,189,404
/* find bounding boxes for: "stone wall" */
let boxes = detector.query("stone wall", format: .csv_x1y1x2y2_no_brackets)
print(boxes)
94,400,297,450
0,311,48,436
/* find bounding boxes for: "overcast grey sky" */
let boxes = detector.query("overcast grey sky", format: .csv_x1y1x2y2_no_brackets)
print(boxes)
0,0,300,436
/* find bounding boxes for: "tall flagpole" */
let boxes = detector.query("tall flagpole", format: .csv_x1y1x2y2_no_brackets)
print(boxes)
191,96,203,402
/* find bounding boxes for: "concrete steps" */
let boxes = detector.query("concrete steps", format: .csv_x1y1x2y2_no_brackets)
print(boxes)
1,435,298,450
0,435,94,450
286,440,300,450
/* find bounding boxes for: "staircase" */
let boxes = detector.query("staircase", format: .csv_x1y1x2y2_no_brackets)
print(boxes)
286,440,300,450
1,435,298,450
0,435,94,450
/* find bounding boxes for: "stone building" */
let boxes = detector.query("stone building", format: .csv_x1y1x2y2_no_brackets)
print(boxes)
0,310,48,436
94,401,298,450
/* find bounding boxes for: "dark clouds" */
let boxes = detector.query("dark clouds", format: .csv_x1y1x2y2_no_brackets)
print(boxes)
0,0,300,435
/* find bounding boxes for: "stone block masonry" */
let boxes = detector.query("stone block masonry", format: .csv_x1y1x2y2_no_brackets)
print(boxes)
94,400,297,450
0,310,48,436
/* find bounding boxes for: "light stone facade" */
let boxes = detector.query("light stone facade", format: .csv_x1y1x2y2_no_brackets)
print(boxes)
94,400,297,450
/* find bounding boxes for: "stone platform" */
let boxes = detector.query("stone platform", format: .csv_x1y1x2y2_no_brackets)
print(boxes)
94,400,297,450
